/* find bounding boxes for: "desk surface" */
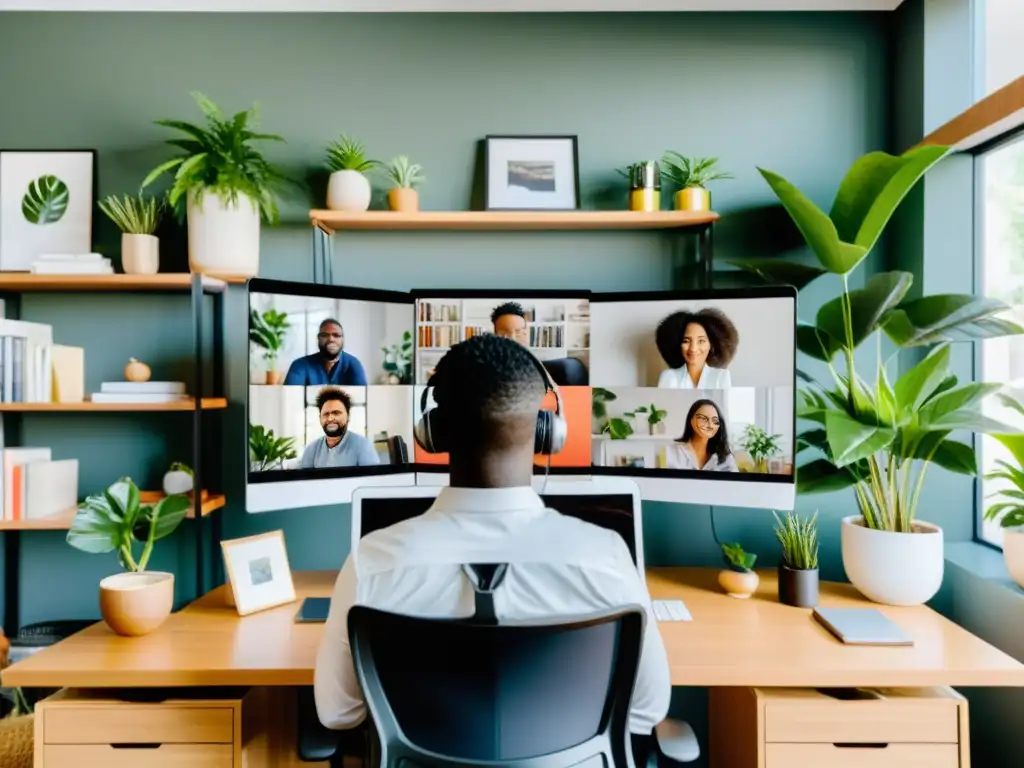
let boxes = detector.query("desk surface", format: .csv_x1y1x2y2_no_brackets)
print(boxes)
4,567,1024,689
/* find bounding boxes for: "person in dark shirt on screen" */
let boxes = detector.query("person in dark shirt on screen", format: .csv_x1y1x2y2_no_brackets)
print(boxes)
284,318,368,386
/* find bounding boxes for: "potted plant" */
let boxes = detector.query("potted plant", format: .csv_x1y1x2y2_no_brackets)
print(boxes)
325,134,379,212
982,417,1024,589
380,330,413,384
718,542,758,598
249,424,297,470
731,145,1024,606
630,403,668,435
592,387,618,435
141,92,289,278
249,308,290,384
162,461,194,496
660,152,732,212
384,156,425,213
98,193,162,275
66,477,190,637
773,510,819,607
619,160,661,212
741,425,782,473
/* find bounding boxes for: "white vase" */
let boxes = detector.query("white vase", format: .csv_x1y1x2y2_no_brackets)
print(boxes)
327,170,372,212
186,190,260,278
1002,526,1024,589
841,515,944,606
121,233,159,274
162,469,193,496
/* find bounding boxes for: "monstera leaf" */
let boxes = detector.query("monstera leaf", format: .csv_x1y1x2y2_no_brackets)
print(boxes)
21,174,69,224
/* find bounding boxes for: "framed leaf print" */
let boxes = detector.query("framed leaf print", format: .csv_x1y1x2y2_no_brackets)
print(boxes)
0,150,95,271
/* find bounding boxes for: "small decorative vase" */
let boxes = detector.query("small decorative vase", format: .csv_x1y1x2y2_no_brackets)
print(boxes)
99,571,174,637
327,170,372,212
387,187,419,212
124,357,151,382
628,161,661,212
265,370,283,385
778,565,819,608
841,515,944,606
718,568,759,599
162,468,193,496
1002,526,1024,590
121,233,159,275
674,186,711,212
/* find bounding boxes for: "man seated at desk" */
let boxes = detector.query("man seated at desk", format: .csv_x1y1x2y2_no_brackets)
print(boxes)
299,387,379,469
490,301,589,386
284,318,368,386
313,334,669,761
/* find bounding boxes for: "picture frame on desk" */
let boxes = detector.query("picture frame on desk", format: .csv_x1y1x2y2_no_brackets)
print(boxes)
483,135,580,211
221,530,296,616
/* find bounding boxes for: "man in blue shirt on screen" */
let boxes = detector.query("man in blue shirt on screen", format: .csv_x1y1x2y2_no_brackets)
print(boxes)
299,387,380,469
284,318,368,386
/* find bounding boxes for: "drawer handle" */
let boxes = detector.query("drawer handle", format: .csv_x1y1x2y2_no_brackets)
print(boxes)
833,743,889,749
110,743,163,750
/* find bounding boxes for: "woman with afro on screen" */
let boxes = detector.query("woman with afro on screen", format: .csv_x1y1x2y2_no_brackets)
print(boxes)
655,307,739,389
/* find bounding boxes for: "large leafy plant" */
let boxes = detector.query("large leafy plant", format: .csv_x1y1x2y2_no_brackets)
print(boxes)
983,403,1024,529
381,330,414,384
141,92,290,223
249,424,297,470
67,477,190,572
249,308,290,368
732,146,1024,533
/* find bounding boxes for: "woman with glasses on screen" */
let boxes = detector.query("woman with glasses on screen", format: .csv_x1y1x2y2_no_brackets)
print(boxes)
665,399,738,472
655,307,738,389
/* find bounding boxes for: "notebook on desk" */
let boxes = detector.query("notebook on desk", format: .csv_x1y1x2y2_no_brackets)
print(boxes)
813,607,913,646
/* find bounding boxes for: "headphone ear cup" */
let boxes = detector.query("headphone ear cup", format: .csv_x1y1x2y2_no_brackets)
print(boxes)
534,410,552,455
414,407,446,454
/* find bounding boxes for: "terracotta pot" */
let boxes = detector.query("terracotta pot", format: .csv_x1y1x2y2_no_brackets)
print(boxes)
99,571,174,637
718,568,759,598
674,186,711,212
387,187,419,213
265,370,283,385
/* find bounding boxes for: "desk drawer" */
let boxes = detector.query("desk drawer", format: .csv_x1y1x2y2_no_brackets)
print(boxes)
43,743,233,768
44,705,234,744
766,743,960,768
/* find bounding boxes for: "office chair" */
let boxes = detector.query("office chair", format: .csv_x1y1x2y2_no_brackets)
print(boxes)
387,435,409,464
541,357,589,386
347,603,645,767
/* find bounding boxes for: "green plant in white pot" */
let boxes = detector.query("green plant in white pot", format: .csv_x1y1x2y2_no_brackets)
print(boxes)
98,193,163,275
982,401,1024,590
732,145,1024,606
141,92,289,279
325,135,379,212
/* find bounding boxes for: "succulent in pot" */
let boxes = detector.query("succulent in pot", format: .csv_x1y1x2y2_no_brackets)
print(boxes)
98,193,163,275
325,135,379,212
718,542,758,598
660,153,732,212
384,156,426,213
773,510,819,607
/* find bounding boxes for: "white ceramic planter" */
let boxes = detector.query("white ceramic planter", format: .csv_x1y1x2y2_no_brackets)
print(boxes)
327,170,372,211
186,191,260,278
841,515,944,606
163,469,193,496
1002,526,1024,589
121,233,159,274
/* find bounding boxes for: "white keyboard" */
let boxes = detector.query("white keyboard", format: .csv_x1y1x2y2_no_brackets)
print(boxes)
652,599,692,622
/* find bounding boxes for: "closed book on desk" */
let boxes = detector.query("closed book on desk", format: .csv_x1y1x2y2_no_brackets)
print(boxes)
813,607,913,646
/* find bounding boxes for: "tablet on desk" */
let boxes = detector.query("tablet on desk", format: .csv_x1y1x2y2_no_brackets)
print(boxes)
813,607,913,646
295,597,331,623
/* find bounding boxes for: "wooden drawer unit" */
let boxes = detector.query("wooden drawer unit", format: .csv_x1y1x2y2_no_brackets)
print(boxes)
709,686,970,768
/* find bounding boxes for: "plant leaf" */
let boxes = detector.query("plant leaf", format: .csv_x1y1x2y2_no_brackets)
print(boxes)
725,258,827,290
796,322,843,362
149,494,190,541
21,175,69,224
796,428,829,454
882,295,1024,347
757,167,869,274
825,409,896,467
876,360,899,426
816,271,914,351
105,478,141,531
992,433,1024,469
66,504,121,555
925,439,978,475
797,458,863,493
893,344,950,418
918,382,1003,428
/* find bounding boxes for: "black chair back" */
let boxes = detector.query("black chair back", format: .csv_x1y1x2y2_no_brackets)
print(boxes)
542,357,589,386
348,604,644,767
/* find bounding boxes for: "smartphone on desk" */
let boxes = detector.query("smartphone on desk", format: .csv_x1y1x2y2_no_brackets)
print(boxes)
295,597,331,623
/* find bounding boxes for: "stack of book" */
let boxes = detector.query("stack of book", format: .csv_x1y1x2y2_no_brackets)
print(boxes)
90,380,188,404
30,253,113,275
0,445,78,522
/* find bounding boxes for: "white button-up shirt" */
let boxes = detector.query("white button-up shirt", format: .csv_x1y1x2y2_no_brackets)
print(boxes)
657,365,732,389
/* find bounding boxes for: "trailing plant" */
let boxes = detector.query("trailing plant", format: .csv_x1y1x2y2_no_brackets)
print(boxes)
98,194,162,234
385,156,425,189
741,425,783,471
720,542,756,573
249,308,290,368
249,424,297,470
773,510,819,570
660,152,733,189
730,146,1024,533
381,330,414,384
326,135,379,173
67,477,190,572
141,91,290,223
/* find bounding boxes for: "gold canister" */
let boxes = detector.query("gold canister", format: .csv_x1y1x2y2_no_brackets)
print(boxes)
675,186,711,212
628,161,661,212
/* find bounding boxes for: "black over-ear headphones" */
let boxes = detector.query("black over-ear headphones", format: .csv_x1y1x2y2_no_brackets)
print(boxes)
414,349,568,456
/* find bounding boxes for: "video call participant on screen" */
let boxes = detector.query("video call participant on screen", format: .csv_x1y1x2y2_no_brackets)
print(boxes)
284,318,368,386
490,301,589,386
299,387,379,469
655,307,738,389
314,334,670,763
665,398,738,472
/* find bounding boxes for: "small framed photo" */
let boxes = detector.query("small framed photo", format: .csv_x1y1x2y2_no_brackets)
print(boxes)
221,530,296,616
484,135,580,211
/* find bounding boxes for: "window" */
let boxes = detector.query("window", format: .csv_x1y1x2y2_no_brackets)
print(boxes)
978,133,1024,547
982,0,1024,97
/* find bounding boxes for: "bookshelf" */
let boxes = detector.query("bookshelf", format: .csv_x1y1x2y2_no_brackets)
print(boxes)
0,272,227,637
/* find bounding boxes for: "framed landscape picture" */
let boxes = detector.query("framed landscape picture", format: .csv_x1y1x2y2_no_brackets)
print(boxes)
0,150,95,271
483,135,579,211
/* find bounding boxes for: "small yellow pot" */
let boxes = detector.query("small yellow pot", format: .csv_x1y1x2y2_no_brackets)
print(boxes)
718,568,759,599
675,186,711,212
388,187,419,213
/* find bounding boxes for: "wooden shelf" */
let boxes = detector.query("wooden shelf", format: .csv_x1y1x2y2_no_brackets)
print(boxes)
0,273,245,293
0,397,227,412
310,209,719,234
0,493,226,531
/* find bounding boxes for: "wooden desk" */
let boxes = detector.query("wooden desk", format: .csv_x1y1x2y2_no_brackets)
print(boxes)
4,567,1024,689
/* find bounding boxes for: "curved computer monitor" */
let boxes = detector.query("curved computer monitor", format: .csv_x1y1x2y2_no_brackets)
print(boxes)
587,286,797,510
246,278,416,512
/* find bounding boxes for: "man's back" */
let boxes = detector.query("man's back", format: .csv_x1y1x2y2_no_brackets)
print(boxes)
313,486,671,735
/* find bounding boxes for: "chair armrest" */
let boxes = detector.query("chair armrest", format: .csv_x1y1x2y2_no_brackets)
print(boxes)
296,687,342,762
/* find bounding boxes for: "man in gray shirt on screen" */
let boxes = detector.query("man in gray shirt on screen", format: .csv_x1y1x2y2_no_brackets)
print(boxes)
299,387,380,469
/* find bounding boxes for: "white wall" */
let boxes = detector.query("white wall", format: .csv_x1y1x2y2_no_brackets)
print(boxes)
984,0,1024,96
589,297,795,387
366,385,414,446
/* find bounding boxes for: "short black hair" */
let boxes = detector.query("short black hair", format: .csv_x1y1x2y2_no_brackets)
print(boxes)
655,307,739,369
430,334,546,419
319,318,343,331
677,398,732,463
490,302,526,325
316,386,351,414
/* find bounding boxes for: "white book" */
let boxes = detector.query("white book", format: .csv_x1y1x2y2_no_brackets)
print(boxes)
0,319,52,402
31,263,113,275
21,459,78,520
100,381,186,395
36,253,106,262
90,392,188,403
